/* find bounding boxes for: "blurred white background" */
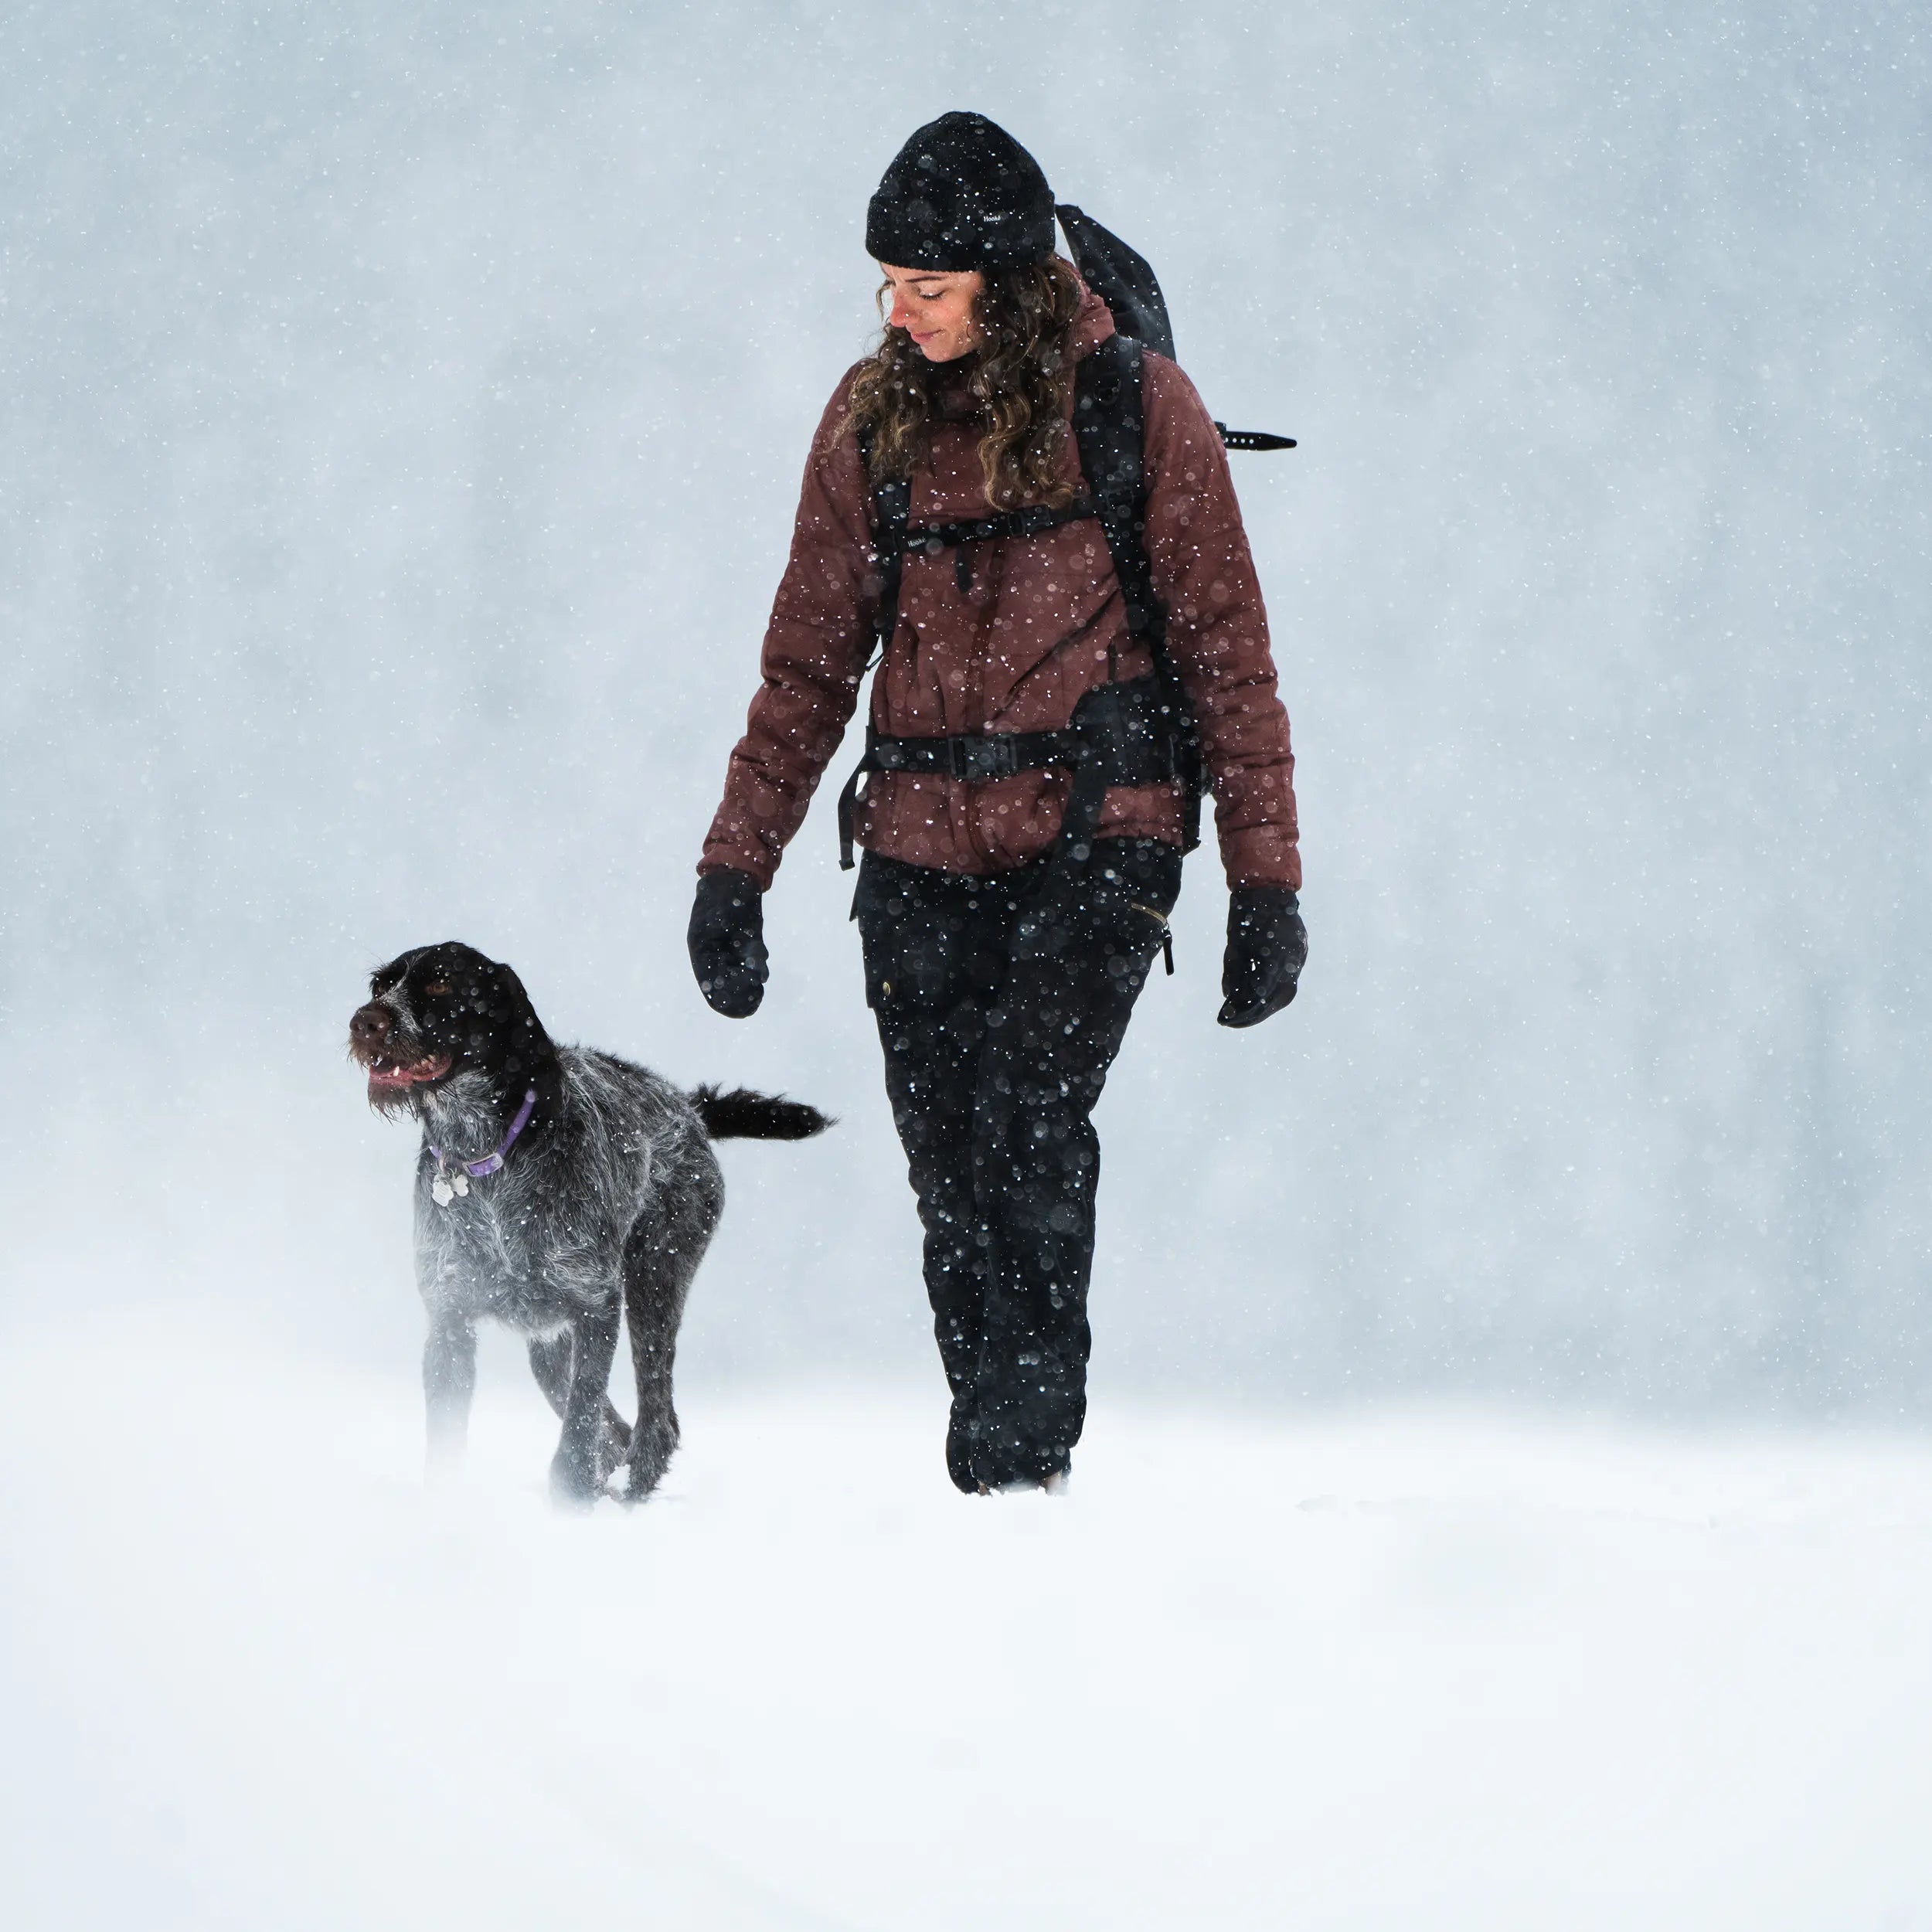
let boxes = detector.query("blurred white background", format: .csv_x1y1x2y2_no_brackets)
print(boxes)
4,0,1926,1413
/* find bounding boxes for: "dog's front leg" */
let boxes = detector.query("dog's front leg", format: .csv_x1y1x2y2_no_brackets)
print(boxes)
549,1301,621,1506
423,1311,477,1472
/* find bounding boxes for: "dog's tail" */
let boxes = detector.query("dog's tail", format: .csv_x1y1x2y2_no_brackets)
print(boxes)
690,1085,833,1142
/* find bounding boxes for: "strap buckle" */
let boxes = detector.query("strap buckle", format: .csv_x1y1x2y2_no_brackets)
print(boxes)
949,735,1021,782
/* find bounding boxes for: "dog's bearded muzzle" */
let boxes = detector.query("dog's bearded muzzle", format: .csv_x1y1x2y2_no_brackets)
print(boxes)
348,1002,454,1111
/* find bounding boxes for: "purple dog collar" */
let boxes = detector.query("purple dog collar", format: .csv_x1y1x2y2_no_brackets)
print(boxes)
432,1087,539,1180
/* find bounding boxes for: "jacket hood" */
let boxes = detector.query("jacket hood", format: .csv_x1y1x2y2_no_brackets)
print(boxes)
1067,271,1117,360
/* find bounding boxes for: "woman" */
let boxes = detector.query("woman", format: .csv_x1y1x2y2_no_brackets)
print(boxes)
689,113,1304,1493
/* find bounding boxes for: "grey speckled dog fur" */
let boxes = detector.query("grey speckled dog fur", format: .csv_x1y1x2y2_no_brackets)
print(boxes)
349,940,828,1503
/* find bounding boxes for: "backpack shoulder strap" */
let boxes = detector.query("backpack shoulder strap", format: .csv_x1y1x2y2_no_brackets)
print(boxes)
857,427,910,668
838,430,910,870
1071,335,1206,852
1072,335,1159,646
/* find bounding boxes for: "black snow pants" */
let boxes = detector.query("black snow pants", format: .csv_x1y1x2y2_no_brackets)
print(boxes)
853,836,1182,1492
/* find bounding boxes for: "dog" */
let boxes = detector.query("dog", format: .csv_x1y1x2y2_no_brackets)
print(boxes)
348,940,829,1503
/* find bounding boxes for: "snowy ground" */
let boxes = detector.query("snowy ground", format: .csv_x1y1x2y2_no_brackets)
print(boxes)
4,1317,1930,1931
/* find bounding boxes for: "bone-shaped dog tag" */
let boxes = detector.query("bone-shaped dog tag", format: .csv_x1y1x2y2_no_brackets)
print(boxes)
431,1175,455,1207
451,1170,470,1197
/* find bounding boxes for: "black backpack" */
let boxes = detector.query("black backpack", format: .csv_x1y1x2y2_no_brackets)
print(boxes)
1055,204,1297,455
836,208,1292,874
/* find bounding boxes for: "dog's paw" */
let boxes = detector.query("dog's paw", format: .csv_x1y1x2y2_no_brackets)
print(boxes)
547,1450,605,1511
614,1458,665,1507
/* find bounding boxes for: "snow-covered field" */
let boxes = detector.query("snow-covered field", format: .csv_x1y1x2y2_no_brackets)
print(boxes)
4,1316,1930,1931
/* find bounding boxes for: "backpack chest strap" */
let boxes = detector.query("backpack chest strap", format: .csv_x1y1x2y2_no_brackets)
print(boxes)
902,497,1097,556
893,498,1100,600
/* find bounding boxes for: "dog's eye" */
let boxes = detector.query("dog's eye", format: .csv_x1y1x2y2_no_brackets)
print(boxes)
423,981,451,997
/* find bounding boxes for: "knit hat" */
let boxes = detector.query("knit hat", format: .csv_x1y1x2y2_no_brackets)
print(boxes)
865,112,1056,271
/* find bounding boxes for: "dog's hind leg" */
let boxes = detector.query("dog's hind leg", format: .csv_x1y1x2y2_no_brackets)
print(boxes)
528,1332,631,1459
620,1178,719,1502
423,1311,477,1472
549,1303,623,1507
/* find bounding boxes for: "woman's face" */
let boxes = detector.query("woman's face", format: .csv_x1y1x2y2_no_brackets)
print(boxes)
879,263,986,362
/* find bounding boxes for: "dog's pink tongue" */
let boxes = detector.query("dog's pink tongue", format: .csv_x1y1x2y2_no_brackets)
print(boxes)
369,1056,451,1087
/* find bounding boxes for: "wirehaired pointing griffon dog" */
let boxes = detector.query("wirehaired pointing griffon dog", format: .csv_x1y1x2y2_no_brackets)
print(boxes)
348,941,829,1504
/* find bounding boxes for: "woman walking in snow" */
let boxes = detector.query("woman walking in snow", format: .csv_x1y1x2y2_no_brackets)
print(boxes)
690,113,1304,1493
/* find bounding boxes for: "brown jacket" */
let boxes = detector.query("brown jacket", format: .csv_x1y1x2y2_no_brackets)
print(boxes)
700,284,1301,890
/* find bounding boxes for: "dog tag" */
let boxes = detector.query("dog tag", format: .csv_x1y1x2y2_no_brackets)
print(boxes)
451,1170,470,1197
431,1175,455,1208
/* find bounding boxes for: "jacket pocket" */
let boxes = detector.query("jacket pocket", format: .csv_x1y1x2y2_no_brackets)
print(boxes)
852,853,957,1012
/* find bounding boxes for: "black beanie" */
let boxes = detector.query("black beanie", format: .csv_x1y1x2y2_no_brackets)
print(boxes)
865,112,1056,271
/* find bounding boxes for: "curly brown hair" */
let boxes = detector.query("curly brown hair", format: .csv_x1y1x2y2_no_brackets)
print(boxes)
843,256,1087,511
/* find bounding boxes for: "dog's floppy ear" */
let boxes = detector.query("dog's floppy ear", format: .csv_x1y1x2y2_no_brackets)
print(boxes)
485,957,553,1080
485,957,534,1019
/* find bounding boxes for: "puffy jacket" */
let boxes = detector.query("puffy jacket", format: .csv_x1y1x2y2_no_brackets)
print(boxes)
700,282,1301,890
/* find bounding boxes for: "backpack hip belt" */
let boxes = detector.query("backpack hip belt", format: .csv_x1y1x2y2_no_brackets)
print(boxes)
836,674,1182,871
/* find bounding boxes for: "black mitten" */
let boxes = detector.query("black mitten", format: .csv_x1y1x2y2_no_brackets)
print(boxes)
1217,886,1307,1029
688,868,768,1019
